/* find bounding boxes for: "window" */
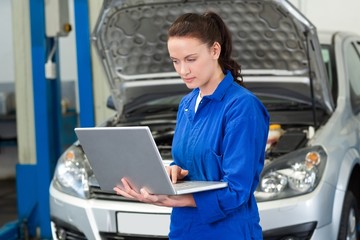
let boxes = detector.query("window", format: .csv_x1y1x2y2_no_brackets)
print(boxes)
345,41,360,114
321,45,337,105
321,47,332,87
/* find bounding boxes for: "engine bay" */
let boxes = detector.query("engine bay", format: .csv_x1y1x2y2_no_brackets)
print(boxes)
113,120,315,163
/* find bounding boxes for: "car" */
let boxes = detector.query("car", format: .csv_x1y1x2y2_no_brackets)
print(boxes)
49,0,360,239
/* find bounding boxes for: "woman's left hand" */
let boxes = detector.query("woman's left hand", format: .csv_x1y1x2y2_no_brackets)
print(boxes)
113,178,196,208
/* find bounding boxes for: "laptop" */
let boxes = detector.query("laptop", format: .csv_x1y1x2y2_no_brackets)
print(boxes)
74,126,228,195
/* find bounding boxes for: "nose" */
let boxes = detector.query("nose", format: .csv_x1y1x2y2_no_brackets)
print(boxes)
179,62,190,76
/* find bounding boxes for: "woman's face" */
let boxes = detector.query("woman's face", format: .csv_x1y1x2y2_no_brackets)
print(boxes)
167,36,222,93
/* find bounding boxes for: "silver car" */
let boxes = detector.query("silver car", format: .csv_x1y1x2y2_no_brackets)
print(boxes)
49,0,360,239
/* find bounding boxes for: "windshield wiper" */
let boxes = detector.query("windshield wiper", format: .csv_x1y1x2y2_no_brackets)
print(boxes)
265,102,312,111
126,104,178,116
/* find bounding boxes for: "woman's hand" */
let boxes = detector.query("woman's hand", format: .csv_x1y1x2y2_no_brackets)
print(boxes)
113,178,196,208
165,165,189,183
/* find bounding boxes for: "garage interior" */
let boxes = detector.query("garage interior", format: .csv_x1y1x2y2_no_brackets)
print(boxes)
1,0,360,239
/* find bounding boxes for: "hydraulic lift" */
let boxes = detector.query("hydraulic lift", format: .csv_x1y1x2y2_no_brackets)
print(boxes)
0,0,94,239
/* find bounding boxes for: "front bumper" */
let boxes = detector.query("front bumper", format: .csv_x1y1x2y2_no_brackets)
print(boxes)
260,181,340,239
50,186,171,240
50,181,339,240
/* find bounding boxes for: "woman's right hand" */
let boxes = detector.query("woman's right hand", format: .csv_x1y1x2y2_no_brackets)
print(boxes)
113,178,196,207
165,165,189,183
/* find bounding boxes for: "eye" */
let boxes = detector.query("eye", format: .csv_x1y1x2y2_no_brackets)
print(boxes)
187,58,196,62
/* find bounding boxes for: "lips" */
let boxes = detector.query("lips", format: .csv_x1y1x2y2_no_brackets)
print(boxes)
183,77,195,83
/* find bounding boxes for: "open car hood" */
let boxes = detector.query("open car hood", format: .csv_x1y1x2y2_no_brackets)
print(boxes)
92,0,334,115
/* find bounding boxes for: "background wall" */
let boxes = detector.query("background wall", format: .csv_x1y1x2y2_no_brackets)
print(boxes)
0,0,15,85
0,0,77,85
0,0,78,111
290,0,360,34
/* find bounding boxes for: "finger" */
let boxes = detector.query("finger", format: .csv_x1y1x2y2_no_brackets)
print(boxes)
138,189,157,203
165,166,171,177
180,169,189,178
140,189,169,205
121,178,142,198
115,189,134,199
171,166,178,183
113,187,135,199
140,188,153,200
121,178,134,191
121,178,135,193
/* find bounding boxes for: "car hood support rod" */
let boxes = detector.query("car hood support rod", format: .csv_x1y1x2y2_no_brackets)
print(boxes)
305,30,318,129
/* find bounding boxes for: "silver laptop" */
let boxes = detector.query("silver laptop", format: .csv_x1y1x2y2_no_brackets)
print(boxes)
74,126,227,195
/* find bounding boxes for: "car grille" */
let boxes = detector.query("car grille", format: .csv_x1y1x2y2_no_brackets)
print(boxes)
262,222,317,240
90,186,140,202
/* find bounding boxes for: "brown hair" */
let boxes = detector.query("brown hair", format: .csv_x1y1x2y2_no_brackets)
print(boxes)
168,11,243,86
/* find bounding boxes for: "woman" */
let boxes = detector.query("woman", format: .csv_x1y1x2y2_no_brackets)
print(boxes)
114,11,269,239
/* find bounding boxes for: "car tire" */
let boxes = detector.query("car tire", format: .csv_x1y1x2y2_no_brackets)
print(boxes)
338,191,359,240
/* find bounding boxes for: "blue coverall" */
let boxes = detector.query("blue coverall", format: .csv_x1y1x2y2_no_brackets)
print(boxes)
169,71,270,240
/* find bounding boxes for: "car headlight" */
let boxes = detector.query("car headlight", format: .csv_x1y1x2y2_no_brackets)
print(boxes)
255,146,327,202
52,143,98,199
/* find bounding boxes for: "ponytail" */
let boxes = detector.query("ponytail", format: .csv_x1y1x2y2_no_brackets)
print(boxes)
203,12,243,85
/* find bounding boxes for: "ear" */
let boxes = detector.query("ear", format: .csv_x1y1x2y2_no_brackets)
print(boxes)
211,42,221,60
